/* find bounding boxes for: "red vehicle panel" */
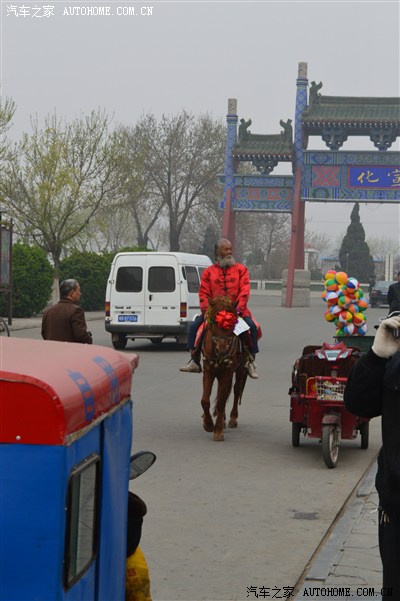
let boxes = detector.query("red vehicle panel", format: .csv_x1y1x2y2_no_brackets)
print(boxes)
0,337,137,445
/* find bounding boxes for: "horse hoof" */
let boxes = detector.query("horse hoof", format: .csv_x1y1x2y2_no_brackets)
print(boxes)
228,419,238,429
203,423,214,433
213,431,224,441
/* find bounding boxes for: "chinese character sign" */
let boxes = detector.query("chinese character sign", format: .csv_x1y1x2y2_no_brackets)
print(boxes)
349,166,400,189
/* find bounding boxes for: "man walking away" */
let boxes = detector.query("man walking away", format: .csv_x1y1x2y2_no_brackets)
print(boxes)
42,279,93,344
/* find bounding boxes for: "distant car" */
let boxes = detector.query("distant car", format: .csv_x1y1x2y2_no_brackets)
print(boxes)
369,280,396,308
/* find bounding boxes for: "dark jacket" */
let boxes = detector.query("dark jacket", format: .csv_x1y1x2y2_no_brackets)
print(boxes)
387,281,400,313
41,298,93,344
344,349,400,516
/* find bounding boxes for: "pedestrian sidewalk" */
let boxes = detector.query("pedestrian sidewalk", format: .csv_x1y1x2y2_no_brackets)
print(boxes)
294,461,382,601
6,311,104,332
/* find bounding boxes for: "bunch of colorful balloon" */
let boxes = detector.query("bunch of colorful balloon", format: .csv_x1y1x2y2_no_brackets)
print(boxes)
322,270,368,336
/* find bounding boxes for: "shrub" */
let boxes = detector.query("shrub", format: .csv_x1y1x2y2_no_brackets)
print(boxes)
60,252,114,311
0,243,53,317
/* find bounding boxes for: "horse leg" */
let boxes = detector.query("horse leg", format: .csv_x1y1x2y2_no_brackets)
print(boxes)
201,371,214,433
213,373,232,441
228,365,247,429
212,406,226,429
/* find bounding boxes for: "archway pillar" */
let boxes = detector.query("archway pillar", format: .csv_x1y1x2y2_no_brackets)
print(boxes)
221,187,236,251
221,99,238,253
285,167,305,307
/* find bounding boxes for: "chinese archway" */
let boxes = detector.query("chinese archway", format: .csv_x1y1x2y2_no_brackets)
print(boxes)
221,62,400,307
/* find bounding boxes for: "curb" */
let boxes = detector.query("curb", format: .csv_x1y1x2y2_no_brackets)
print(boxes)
7,312,104,332
294,459,379,600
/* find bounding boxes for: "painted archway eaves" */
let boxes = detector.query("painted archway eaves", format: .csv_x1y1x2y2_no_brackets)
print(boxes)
302,95,400,131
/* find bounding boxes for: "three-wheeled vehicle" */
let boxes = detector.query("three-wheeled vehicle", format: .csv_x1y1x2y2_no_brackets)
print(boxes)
0,337,139,601
289,341,370,468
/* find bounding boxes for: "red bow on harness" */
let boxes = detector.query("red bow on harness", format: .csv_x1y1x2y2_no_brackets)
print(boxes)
214,310,238,330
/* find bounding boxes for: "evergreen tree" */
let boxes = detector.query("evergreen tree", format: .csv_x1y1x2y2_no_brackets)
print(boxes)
199,225,217,261
339,204,375,282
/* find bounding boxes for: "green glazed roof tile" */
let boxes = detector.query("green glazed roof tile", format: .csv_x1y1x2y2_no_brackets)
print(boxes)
303,96,400,124
233,138,293,156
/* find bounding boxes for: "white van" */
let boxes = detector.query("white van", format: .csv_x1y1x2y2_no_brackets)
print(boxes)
105,252,212,348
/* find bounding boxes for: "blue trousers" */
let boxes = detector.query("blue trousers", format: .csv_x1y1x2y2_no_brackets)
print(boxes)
187,314,259,355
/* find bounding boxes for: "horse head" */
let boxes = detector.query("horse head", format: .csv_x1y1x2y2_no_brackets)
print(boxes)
206,296,238,324
205,296,239,363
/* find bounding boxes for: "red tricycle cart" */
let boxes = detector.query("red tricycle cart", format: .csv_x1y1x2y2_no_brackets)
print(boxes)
289,341,370,468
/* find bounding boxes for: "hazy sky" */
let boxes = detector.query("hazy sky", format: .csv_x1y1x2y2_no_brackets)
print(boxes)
1,0,399,250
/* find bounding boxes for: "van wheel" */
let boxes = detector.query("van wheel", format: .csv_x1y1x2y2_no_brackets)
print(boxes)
112,334,127,350
150,338,163,344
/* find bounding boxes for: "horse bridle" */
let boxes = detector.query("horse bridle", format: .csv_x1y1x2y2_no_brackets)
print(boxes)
203,327,237,368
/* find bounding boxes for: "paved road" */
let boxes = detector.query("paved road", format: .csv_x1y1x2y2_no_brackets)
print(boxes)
12,295,383,601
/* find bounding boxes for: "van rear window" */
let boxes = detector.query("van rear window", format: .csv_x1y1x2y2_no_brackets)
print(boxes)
116,267,143,292
148,267,175,292
182,266,200,293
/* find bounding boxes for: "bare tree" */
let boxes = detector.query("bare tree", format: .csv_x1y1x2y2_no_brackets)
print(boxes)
304,230,332,277
179,180,223,253
367,235,399,278
113,124,165,249
69,204,138,254
305,230,331,251
238,212,291,278
130,111,226,251
367,235,398,259
1,110,120,296
0,97,16,162
260,214,291,278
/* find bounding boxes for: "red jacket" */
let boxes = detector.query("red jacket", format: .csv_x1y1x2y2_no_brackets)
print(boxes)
199,262,252,317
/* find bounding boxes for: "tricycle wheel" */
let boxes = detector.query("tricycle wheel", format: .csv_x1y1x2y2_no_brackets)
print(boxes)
360,422,369,449
292,423,301,447
322,424,340,468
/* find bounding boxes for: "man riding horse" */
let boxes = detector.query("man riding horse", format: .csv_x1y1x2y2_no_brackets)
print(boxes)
179,238,259,379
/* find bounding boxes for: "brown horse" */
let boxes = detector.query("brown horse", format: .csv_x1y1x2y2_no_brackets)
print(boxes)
200,296,248,441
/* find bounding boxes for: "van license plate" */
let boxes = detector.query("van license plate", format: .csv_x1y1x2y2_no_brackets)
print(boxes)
118,315,139,323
